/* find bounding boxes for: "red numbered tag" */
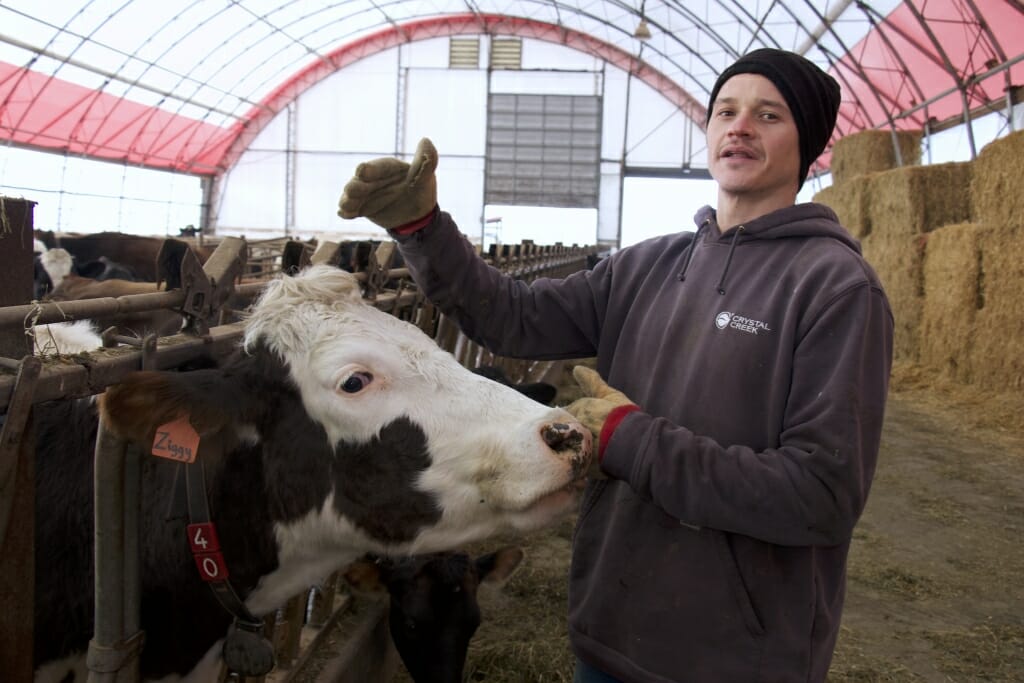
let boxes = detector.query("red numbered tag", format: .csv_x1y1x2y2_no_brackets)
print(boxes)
193,552,230,582
152,415,200,463
187,523,221,553
187,523,228,581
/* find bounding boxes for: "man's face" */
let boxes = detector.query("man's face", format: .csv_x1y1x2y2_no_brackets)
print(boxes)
707,73,801,203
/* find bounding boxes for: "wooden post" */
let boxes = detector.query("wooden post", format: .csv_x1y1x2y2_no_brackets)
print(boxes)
0,197,36,357
0,196,37,682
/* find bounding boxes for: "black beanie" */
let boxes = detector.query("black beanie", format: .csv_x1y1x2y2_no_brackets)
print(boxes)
706,48,841,190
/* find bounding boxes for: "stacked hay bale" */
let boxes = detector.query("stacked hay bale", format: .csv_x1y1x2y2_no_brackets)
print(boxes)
863,161,974,361
815,128,1024,396
933,130,1024,392
814,129,971,361
829,129,923,185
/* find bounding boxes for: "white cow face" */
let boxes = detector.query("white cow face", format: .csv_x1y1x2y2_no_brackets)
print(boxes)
244,265,593,552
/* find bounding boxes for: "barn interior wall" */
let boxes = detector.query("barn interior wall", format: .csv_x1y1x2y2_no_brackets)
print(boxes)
213,35,704,246
0,148,202,235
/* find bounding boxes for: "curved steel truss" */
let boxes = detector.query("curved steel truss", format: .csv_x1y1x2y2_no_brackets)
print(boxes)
0,1,1021,176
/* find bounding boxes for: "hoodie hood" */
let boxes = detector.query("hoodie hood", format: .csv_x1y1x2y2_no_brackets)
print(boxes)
684,203,860,294
693,202,859,251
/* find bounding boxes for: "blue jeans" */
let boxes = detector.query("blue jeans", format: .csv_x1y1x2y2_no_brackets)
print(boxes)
573,657,623,683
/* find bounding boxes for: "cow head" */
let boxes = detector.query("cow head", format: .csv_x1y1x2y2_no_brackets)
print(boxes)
345,546,525,683
100,265,590,612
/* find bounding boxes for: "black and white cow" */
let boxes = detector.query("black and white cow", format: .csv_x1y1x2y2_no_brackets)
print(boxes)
32,264,591,682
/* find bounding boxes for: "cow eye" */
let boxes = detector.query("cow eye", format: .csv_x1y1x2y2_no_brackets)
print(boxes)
338,371,373,394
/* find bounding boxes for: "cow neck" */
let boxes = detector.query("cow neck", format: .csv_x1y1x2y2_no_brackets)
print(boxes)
185,459,276,677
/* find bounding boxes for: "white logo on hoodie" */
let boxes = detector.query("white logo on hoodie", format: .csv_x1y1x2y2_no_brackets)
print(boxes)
715,311,772,335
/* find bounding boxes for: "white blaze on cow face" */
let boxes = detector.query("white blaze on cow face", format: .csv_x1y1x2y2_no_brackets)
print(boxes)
39,247,75,290
243,265,592,549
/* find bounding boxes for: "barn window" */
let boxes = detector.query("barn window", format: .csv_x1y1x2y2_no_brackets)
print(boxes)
485,93,602,209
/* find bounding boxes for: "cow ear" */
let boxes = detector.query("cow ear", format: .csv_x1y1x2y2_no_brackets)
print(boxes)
343,557,387,595
99,368,255,446
517,382,558,405
476,546,525,588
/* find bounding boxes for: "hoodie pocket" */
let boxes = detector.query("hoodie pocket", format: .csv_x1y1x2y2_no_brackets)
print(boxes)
712,530,766,637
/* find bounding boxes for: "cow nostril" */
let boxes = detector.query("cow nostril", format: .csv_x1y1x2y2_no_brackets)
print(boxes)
541,422,583,451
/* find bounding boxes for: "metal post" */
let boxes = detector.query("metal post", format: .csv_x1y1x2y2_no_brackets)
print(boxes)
87,419,143,682
0,358,40,682
0,196,38,682
0,196,36,357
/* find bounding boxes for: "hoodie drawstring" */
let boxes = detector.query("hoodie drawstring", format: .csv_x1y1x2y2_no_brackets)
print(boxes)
716,225,745,295
676,222,707,281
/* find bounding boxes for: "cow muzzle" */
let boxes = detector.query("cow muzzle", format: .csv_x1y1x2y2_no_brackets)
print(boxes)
540,419,593,480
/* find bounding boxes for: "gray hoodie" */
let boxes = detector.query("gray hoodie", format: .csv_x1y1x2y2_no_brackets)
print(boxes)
392,202,894,683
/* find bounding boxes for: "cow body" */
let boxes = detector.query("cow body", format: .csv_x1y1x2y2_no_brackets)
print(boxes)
33,265,591,682
33,246,184,336
44,273,183,337
30,320,103,355
34,231,215,283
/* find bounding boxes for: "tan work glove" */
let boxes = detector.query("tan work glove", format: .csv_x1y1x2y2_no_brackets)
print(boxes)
338,137,438,229
565,366,638,477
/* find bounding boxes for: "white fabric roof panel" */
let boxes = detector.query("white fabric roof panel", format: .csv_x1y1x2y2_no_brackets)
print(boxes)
0,1,1020,175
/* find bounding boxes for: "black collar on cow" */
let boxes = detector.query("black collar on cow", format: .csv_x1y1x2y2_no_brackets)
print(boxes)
184,459,277,677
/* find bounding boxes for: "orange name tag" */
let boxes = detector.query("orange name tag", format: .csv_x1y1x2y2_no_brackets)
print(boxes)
152,415,200,463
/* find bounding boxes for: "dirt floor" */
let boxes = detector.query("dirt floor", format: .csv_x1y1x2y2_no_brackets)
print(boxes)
382,361,1024,683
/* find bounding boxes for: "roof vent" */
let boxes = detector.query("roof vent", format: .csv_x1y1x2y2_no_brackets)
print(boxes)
490,38,522,70
450,38,480,69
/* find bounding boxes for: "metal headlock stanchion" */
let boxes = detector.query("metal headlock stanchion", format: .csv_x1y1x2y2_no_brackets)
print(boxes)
87,420,144,683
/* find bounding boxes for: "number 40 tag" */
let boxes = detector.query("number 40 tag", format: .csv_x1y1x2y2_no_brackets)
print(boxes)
187,522,229,581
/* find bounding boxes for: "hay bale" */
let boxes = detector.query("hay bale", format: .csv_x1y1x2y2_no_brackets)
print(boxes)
965,223,1024,391
866,162,974,238
861,162,974,362
920,220,1024,393
813,176,872,239
831,129,922,184
920,222,986,381
971,129,1024,229
861,232,924,362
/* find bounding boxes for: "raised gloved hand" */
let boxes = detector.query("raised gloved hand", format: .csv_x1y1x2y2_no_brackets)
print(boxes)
565,366,639,476
338,137,438,230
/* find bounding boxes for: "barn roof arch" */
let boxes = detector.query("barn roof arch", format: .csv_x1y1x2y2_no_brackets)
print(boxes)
1,1,1021,181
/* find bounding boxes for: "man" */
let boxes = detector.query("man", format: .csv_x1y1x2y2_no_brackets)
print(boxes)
339,48,894,683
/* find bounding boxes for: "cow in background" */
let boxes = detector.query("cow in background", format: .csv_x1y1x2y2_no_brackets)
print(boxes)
32,265,591,682
471,365,558,406
32,246,186,337
344,547,525,683
29,320,103,356
34,230,215,283
34,246,143,296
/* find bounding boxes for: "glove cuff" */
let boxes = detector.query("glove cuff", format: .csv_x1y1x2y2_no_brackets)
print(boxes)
599,404,640,460
390,206,438,235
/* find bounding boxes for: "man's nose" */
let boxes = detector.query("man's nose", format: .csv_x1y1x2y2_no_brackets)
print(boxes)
727,111,754,136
